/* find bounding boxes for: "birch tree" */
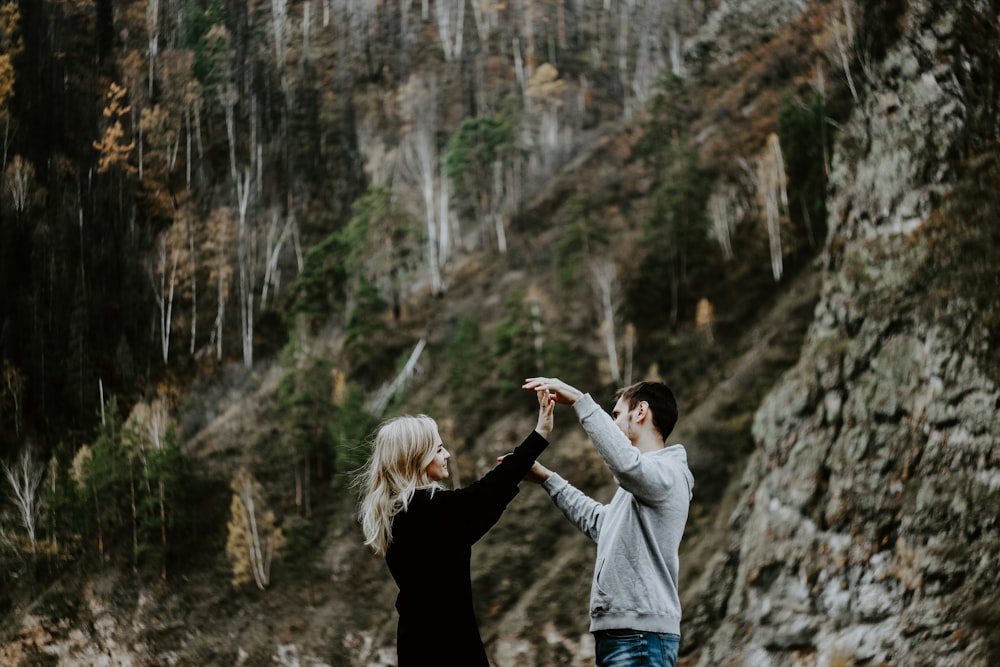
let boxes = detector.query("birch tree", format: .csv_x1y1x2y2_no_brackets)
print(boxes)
3,448,44,555
151,229,181,364
226,467,283,590
207,206,236,361
3,154,33,213
397,74,446,293
236,169,256,367
144,0,161,97
590,258,621,383
708,185,737,261
470,0,499,42
434,0,465,62
756,133,789,281
261,204,293,310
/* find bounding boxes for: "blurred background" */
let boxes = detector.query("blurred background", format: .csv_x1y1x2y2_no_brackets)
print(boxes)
0,0,998,665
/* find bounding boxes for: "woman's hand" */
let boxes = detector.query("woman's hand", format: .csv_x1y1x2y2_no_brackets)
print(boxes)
535,388,555,438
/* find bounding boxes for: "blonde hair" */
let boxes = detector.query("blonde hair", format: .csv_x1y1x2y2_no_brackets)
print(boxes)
356,415,442,556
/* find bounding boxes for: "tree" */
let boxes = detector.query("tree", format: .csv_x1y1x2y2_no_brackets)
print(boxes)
632,141,713,330
150,227,183,364
0,1,23,165
206,207,236,361
396,74,446,293
756,132,790,281
93,82,137,174
340,186,419,318
3,447,44,555
1,360,25,438
226,467,282,590
124,399,192,579
777,93,830,253
3,154,35,214
590,257,622,383
445,112,519,253
434,0,465,62
276,343,335,517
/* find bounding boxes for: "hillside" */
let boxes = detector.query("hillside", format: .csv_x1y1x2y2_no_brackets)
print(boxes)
2,0,998,666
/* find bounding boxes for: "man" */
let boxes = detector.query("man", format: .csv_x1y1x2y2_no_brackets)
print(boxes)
521,377,693,667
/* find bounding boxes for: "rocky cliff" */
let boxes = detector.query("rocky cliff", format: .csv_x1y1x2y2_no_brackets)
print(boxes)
689,1,1000,665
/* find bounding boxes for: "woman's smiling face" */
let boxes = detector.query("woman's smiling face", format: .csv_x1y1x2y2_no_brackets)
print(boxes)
425,435,450,481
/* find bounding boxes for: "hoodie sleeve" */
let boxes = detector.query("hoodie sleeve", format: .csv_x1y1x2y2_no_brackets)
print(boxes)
541,472,604,542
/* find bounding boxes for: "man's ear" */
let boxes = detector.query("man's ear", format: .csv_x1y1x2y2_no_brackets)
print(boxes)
635,401,650,423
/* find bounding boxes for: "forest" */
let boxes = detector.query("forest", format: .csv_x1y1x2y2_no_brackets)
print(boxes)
0,0,904,662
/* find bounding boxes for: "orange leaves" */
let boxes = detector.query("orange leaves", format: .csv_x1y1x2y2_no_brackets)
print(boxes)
93,82,137,174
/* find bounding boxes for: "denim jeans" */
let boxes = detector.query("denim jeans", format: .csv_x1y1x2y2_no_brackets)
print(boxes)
594,629,681,667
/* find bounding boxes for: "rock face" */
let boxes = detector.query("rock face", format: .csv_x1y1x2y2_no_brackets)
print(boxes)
692,2,1000,665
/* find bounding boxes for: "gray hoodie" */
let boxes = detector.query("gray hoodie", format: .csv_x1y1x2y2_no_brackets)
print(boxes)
542,393,694,635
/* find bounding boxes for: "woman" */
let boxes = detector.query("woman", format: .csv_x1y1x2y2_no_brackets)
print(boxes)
357,390,554,666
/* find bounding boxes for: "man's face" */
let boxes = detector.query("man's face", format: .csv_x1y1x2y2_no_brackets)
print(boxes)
611,397,638,444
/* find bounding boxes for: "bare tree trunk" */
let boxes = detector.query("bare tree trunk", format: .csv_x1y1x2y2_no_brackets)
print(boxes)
3,449,43,555
220,83,239,185
261,207,292,308
152,234,180,364
147,0,160,99
400,129,443,292
591,259,621,382
833,0,859,102
760,134,789,281
369,339,426,417
237,480,268,590
438,163,452,269
491,159,507,253
188,214,198,355
709,187,735,260
236,170,255,367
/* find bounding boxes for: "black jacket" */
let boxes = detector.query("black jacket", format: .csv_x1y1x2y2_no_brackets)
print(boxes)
385,430,549,666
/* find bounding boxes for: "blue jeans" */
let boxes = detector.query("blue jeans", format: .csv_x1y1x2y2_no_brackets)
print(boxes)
594,629,680,667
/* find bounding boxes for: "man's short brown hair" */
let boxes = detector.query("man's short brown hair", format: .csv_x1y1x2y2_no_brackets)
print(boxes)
617,381,678,440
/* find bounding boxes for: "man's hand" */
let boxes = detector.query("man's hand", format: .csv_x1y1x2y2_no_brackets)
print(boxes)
523,377,584,405
497,456,552,484
535,388,554,438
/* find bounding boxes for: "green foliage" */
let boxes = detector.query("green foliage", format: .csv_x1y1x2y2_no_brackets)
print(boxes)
777,92,830,253
344,277,390,375
445,111,518,219
288,230,349,333
289,187,415,344
44,442,85,554
275,341,373,491
276,346,336,463
443,315,488,414
184,0,229,88
138,427,196,569
328,386,374,483
639,73,695,165
627,141,715,332
492,290,540,391
446,316,484,387
554,193,609,292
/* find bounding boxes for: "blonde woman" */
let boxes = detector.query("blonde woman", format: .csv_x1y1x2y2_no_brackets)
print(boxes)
358,390,554,666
